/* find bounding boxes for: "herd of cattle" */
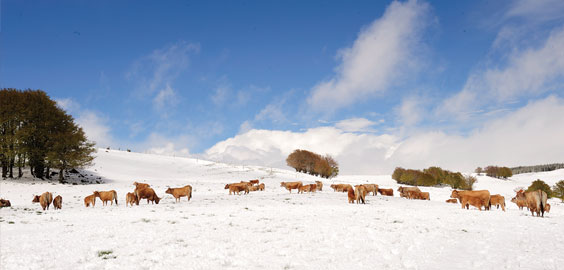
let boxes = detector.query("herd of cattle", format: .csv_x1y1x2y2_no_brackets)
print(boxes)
0,179,552,217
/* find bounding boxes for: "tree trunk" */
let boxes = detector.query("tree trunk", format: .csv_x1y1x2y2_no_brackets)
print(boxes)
33,164,45,179
9,157,14,178
59,168,64,182
18,166,23,178
45,167,50,179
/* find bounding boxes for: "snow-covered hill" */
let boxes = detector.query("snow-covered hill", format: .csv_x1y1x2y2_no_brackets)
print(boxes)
1,149,563,269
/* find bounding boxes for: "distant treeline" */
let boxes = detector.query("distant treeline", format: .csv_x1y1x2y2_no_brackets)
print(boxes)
0,89,95,182
475,166,513,179
392,167,475,190
511,163,564,175
286,149,339,179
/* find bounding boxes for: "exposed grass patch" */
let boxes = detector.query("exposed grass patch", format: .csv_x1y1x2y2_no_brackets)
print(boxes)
141,218,151,223
97,250,116,260
8,221,15,224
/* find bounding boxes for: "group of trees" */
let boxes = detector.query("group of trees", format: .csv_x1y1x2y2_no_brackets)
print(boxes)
0,89,95,182
286,149,339,179
475,166,513,179
392,166,476,190
511,163,564,175
525,179,564,202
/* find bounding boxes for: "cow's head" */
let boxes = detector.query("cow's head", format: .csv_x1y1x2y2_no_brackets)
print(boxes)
280,182,286,187
32,195,40,203
155,196,161,204
224,184,230,189
165,188,173,194
450,190,460,199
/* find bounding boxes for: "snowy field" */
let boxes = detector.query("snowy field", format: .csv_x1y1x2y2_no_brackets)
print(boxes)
1,149,563,269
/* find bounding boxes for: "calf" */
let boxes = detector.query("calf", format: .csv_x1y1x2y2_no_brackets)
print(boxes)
511,196,527,210
445,198,458,204
249,185,260,192
137,187,161,204
53,195,63,210
126,192,139,206
280,181,303,193
419,192,430,200
490,194,506,211
0,199,11,207
347,188,355,204
363,184,379,196
451,190,491,211
258,183,265,191
84,194,96,207
32,192,53,210
165,185,193,202
94,190,118,206
298,184,311,194
309,184,317,193
378,188,394,196
249,179,260,185
225,183,249,195
315,181,323,191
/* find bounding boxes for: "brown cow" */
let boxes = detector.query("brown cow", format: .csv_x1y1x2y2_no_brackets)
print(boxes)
137,187,161,204
84,194,96,207
298,184,311,194
165,185,192,202
225,183,249,195
94,190,118,206
0,199,11,207
249,179,260,185
315,181,323,191
445,198,458,204
126,192,139,206
406,190,422,200
331,184,353,192
451,190,491,211
133,182,150,198
280,181,303,193
309,184,317,193
511,196,527,210
363,184,379,196
347,188,355,204
419,192,430,200
249,185,260,192
258,183,265,191
490,194,506,211
378,188,394,196
398,186,421,198
53,195,62,210
515,189,548,217
354,185,367,204
32,192,53,210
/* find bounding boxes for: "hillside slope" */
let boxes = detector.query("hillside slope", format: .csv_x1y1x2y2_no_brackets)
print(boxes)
1,149,562,269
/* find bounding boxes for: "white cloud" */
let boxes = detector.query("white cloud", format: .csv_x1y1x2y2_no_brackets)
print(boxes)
55,98,114,147
211,84,230,106
153,84,178,111
439,27,564,119
76,111,113,147
142,133,192,157
204,96,564,174
204,127,400,174
505,0,564,23
334,118,378,132
308,0,429,111
396,96,425,126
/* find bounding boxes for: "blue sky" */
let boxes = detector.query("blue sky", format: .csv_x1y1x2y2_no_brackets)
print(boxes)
2,0,564,174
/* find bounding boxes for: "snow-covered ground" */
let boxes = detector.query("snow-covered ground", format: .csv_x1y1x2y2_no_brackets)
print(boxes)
1,149,563,269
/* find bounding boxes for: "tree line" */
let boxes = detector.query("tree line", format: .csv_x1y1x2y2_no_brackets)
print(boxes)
511,163,564,175
392,166,476,190
0,89,95,182
286,149,339,179
475,166,513,179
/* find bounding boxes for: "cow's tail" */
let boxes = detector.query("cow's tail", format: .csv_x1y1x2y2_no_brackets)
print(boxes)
189,188,192,201
114,190,118,205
